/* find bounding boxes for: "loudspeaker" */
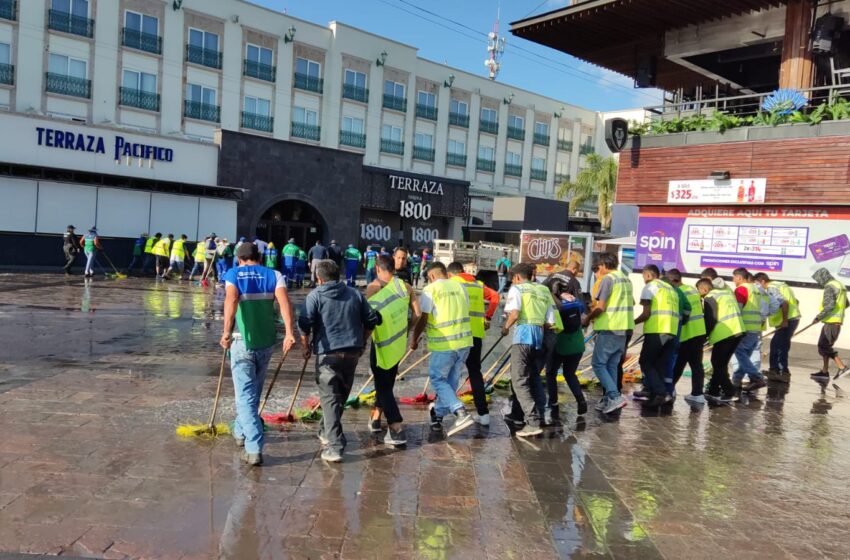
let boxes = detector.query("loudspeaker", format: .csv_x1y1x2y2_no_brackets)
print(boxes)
635,55,657,88
813,13,844,54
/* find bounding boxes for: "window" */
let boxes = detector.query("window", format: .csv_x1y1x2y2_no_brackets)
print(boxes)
478,146,494,160
125,10,158,36
382,124,402,142
448,139,465,155
556,162,569,175
296,57,321,78
122,69,156,92
344,69,367,89
414,132,433,149
244,96,271,116
246,44,273,66
52,0,87,17
558,127,571,141
189,28,219,52
342,116,364,134
481,107,497,123
49,53,86,78
506,151,521,166
293,106,318,126
532,157,546,171
535,122,549,136
417,90,436,108
508,115,524,129
384,80,405,98
450,99,468,116
0,42,9,64
186,83,216,105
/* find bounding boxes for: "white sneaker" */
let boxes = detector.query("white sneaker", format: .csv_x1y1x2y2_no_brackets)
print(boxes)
684,394,706,405
594,397,608,412
603,395,627,414
473,413,490,426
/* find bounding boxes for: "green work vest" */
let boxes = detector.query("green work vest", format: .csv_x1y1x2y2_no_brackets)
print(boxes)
368,277,410,368
424,280,473,352
678,284,706,342
593,270,635,332
193,242,206,260
170,239,185,259
821,279,848,324
282,243,300,257
265,250,278,269
83,233,96,252
740,282,766,332
768,281,800,327
344,248,361,261
144,237,156,254
514,282,551,327
452,276,486,339
644,279,680,335
152,238,170,257
705,289,745,345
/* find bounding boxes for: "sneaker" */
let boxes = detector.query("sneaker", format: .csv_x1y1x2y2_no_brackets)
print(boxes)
594,398,608,412
234,436,245,448
321,448,343,463
833,367,850,380
745,379,767,392
369,418,382,433
631,389,651,401
576,400,588,416
317,431,329,446
603,395,627,414
644,394,672,408
473,413,491,426
384,427,407,446
503,414,524,427
428,403,443,430
446,409,475,437
719,392,736,403
811,371,830,380
515,425,543,438
241,452,263,466
767,370,789,383
684,394,706,405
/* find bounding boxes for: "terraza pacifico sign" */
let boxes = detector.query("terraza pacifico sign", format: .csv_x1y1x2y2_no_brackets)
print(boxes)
36,126,175,163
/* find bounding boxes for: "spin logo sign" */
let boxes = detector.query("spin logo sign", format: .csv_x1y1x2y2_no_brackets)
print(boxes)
639,230,677,252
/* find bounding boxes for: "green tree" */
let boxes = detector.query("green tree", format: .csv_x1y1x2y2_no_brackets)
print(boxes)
556,153,617,231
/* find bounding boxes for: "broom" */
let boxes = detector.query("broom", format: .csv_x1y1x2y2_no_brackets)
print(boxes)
258,351,290,416
101,251,128,280
348,348,417,408
456,336,507,395
400,376,432,405
176,347,231,437
263,356,311,424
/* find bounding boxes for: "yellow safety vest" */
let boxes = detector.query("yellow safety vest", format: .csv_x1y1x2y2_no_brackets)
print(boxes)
644,279,680,335
678,284,706,342
740,282,766,332
514,282,561,332
768,281,800,327
593,270,635,332
193,242,206,261
368,277,410,369
144,237,156,254
170,239,186,260
152,238,171,257
821,279,848,325
705,289,745,345
423,280,473,352
452,276,486,339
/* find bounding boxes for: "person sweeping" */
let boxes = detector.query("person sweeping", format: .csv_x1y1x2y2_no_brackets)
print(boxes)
220,243,296,467
810,268,848,380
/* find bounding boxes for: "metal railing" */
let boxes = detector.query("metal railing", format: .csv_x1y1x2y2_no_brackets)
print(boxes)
342,84,368,103
0,0,16,21
504,163,522,177
476,158,496,172
449,112,469,127
244,60,276,82
530,168,547,181
554,173,570,184
413,146,435,161
416,103,438,121
45,73,90,98
294,73,323,93
242,112,273,132
184,100,220,122
383,94,407,112
340,130,366,148
122,28,161,55
380,138,404,155
507,125,525,140
0,63,13,86
557,139,573,151
479,119,498,135
446,152,467,167
291,121,320,141
186,45,222,69
579,144,595,156
120,87,160,111
48,9,94,38
533,132,550,146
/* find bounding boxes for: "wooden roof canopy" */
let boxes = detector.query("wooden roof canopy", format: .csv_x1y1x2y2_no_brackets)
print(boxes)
510,0,789,91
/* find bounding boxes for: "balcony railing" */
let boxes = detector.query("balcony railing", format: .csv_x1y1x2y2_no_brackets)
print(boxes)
122,28,161,55
446,152,467,167
579,144,595,155
48,9,94,38
449,112,469,128
504,163,523,177
0,0,16,21
119,87,160,112
383,94,407,112
476,158,496,172
243,60,276,82
340,130,366,148
531,168,547,181
416,104,438,121
0,63,13,86
507,125,525,140
186,45,222,69
380,138,404,155
413,146,435,161
183,100,220,122
45,73,90,98
291,122,320,141
342,84,368,103
242,112,273,132
533,132,550,146
554,173,571,184
479,119,498,135
557,139,573,151
294,73,323,93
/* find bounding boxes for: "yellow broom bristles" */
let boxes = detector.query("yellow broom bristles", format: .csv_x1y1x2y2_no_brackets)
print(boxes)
175,423,232,437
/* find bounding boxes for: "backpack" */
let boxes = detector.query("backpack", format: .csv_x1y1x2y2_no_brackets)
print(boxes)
559,300,584,334
497,260,508,275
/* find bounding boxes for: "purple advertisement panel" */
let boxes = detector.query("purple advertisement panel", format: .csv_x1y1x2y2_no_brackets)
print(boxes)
635,215,686,271
699,256,783,272
809,234,850,263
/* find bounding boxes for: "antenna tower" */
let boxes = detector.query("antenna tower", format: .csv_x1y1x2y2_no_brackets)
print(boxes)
484,5,506,80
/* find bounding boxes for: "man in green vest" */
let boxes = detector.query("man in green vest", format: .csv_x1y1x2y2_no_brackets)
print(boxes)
281,238,300,287
163,234,189,280
501,263,561,437
811,268,848,380
366,255,420,445
634,264,681,408
343,244,362,287
152,234,172,278
410,262,475,437
264,242,278,270
142,232,161,275
697,278,745,403
668,270,708,405
754,272,799,383
731,268,768,391
583,253,634,414
82,227,102,278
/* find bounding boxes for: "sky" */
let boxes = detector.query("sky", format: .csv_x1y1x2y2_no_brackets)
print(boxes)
248,0,664,112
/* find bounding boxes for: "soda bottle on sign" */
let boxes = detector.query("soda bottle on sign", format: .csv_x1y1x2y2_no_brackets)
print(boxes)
747,180,756,202
737,181,745,202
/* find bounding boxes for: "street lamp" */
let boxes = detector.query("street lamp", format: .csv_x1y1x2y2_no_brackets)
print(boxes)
443,74,455,88
284,26,296,44
376,50,388,67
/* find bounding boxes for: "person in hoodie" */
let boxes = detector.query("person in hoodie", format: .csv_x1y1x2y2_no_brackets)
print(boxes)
298,260,381,463
811,268,849,380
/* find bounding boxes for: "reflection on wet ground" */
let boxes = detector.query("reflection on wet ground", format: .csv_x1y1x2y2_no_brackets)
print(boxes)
1,274,849,559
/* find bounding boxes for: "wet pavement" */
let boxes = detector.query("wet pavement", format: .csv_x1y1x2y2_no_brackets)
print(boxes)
1,274,850,559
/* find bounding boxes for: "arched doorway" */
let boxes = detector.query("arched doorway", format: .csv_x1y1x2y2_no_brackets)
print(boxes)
256,199,325,250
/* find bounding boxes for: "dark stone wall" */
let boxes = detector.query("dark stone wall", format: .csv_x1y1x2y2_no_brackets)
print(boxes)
0,232,136,270
217,130,364,244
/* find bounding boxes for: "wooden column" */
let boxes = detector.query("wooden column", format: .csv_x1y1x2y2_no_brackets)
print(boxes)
779,0,815,90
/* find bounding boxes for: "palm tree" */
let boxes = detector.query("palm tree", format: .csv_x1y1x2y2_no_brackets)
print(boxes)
556,153,618,231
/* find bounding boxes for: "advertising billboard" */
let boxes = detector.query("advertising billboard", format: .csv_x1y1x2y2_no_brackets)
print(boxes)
520,231,595,292
635,206,850,284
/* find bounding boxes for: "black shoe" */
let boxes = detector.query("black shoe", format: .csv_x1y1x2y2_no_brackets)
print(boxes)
428,403,443,430
503,413,524,428
745,379,767,392
576,400,588,416
644,394,673,408
767,370,790,383
720,392,736,403
811,371,830,380
369,417,382,433
241,452,263,466
384,427,407,446
631,389,651,401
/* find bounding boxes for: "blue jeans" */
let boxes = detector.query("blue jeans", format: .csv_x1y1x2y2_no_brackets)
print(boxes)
429,348,470,417
229,340,274,454
189,260,203,277
498,275,507,294
344,260,358,286
732,331,763,383
84,250,96,275
592,331,625,399
769,319,798,372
